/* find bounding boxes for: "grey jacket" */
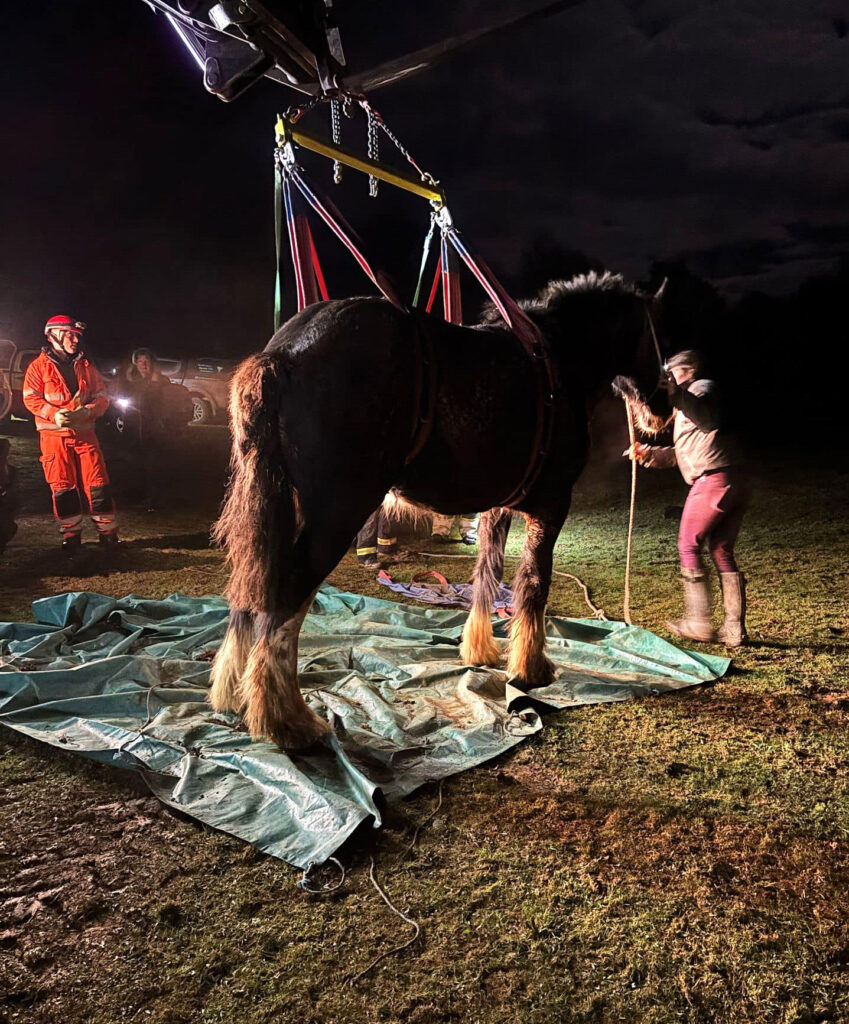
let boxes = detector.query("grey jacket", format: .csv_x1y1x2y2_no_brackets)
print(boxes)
642,379,736,485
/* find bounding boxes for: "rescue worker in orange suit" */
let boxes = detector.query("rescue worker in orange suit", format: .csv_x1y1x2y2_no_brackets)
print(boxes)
23,315,119,556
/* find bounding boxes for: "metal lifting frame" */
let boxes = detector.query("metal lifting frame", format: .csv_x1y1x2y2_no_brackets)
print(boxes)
273,112,544,360
275,117,445,205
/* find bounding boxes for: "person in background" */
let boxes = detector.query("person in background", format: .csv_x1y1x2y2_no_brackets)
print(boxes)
124,348,192,511
0,438,20,555
625,349,748,646
355,505,398,569
23,316,118,555
431,513,479,546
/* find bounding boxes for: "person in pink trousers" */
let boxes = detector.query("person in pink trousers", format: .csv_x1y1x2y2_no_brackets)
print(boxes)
626,349,748,647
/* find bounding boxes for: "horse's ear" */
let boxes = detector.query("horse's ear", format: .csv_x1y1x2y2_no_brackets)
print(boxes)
653,277,668,303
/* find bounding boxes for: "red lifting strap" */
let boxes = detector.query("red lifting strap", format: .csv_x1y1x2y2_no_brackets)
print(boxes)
309,229,329,302
289,165,404,310
283,174,320,310
425,256,442,315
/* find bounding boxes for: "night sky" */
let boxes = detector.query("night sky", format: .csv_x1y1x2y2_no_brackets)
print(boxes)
2,1,846,360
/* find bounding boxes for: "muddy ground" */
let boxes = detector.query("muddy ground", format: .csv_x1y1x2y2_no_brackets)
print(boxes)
1,419,848,1024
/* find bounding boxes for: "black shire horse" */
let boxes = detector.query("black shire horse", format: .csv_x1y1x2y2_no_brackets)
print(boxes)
211,272,664,749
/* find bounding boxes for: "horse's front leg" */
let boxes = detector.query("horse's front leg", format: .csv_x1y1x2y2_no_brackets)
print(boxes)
460,507,512,667
506,508,569,688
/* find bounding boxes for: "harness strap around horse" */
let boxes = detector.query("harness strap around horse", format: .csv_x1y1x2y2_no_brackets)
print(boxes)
497,342,558,509
275,148,558,503
439,225,558,509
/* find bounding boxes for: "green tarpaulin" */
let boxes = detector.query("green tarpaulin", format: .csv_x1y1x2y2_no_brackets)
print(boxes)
0,587,728,868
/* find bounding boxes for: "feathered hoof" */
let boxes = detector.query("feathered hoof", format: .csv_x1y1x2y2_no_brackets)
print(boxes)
207,618,253,713
459,634,502,668
508,654,555,691
207,663,245,715
461,608,503,668
247,702,332,752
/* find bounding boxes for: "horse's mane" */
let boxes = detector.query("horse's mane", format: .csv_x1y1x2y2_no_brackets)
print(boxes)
478,271,639,326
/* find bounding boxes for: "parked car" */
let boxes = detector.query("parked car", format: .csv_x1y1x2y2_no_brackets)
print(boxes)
0,341,14,421
102,355,235,425
0,341,37,422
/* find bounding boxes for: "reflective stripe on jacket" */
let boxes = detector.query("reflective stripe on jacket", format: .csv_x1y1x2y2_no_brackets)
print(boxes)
22,349,110,433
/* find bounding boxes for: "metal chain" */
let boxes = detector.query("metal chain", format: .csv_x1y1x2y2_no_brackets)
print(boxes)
360,100,438,186
366,105,379,197
330,98,342,184
281,93,326,124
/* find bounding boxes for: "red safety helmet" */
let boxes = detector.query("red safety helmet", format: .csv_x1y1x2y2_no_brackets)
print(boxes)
44,315,86,335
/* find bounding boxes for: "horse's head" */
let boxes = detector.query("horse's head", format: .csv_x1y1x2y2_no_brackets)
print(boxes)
526,271,669,429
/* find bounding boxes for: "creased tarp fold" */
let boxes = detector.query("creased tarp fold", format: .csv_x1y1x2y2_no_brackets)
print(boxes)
0,586,728,868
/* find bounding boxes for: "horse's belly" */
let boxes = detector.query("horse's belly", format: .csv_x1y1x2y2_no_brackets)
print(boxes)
393,434,534,514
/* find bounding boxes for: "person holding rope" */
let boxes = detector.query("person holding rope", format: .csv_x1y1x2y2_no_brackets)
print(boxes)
625,349,748,646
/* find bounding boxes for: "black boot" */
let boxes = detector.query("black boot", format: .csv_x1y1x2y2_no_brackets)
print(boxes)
98,532,120,550
62,533,82,558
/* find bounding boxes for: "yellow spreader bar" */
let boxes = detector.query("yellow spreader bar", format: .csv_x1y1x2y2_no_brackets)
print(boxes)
276,118,444,206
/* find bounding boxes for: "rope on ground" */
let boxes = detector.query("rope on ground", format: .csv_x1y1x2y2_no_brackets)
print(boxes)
297,857,346,895
551,571,608,620
399,779,444,861
623,397,637,626
347,857,423,986
419,550,478,558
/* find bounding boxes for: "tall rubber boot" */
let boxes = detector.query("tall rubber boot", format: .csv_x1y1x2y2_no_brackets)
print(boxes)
666,568,717,643
718,572,747,647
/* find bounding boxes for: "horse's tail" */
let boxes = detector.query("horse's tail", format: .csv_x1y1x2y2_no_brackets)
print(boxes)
210,351,330,748
209,351,296,716
212,351,295,615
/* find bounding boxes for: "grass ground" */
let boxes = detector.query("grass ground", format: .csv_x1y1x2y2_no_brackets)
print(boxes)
1,421,848,1024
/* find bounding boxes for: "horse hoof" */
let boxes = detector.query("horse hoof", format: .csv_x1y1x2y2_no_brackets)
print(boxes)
264,711,332,752
507,658,555,690
460,641,502,668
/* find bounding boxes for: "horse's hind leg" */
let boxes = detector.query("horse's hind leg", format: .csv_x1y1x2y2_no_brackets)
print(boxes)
506,508,569,688
240,594,329,749
209,609,254,713
461,508,512,667
239,512,365,749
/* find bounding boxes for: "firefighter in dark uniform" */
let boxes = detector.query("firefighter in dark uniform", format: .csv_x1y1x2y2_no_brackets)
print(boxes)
356,504,398,569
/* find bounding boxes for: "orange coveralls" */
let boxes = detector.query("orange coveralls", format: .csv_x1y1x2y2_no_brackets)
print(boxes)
22,348,118,538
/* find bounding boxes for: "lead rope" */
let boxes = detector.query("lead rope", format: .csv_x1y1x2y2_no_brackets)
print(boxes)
347,858,422,986
623,397,637,626
418,550,609,620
